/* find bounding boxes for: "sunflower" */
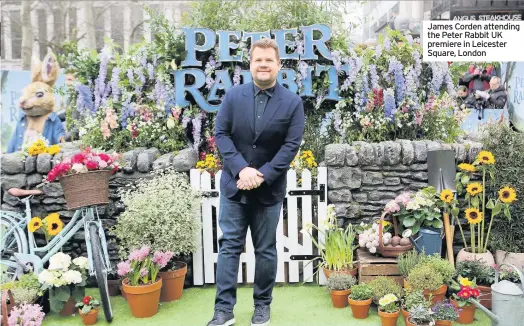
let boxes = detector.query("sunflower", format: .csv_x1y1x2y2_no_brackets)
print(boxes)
466,182,483,196
28,217,43,232
498,186,517,203
465,208,483,225
440,189,454,203
44,212,60,222
46,218,64,236
477,151,495,165
458,163,476,173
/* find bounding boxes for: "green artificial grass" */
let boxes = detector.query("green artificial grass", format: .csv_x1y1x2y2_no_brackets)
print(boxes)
43,284,492,326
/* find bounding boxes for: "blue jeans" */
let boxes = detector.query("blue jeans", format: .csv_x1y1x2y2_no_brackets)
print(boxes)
214,195,282,312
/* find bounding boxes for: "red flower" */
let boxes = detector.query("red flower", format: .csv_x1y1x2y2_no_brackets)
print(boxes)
470,289,480,297
72,153,86,164
458,290,471,299
85,161,98,170
98,153,111,162
47,170,57,182
82,296,91,305
111,165,119,174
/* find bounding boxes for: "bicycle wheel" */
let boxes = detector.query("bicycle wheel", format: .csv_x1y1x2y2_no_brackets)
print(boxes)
1,217,26,280
89,223,113,322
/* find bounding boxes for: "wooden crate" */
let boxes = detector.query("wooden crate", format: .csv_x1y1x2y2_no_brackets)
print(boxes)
357,249,403,287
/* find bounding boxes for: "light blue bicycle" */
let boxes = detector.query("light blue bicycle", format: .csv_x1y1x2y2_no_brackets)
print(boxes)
0,187,113,322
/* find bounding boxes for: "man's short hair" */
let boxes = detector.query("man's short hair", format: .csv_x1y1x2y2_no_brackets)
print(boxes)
249,39,280,61
457,85,468,93
491,76,501,84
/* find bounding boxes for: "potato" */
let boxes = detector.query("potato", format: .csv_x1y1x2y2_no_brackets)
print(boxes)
400,237,411,246
391,236,401,246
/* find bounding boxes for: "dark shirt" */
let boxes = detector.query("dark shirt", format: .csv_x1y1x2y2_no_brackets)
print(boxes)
235,84,276,204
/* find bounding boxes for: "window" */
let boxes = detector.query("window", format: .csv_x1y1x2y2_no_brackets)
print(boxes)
93,6,105,52
37,9,48,58
10,10,21,59
111,6,124,51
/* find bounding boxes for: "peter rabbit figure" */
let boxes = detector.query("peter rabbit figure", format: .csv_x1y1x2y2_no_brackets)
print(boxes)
7,53,65,153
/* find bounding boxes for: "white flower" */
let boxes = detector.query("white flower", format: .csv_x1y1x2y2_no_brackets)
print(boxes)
38,270,55,285
73,257,89,270
72,163,87,173
48,252,72,271
63,270,83,284
98,160,108,168
369,246,377,253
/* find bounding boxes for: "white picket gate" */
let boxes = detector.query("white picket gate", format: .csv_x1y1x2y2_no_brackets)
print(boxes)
189,167,328,286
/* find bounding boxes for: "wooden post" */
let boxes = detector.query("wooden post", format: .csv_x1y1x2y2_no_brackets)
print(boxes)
443,212,454,267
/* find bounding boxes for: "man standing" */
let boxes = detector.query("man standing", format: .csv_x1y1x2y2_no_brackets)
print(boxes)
208,39,305,326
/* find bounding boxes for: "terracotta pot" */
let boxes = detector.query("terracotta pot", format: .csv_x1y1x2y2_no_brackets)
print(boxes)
456,248,495,267
401,307,409,324
159,262,187,302
122,278,162,318
79,307,99,325
423,284,448,305
59,296,76,316
330,289,350,308
107,279,121,296
450,298,476,324
406,317,434,326
403,278,409,289
119,285,126,300
495,250,524,267
477,284,492,310
348,297,372,319
323,265,358,279
435,320,453,326
378,309,400,326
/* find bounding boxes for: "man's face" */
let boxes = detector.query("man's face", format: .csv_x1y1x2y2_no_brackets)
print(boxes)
457,89,467,98
250,47,280,88
489,79,499,91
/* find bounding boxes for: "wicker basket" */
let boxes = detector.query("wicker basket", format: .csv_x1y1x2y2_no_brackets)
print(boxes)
378,211,413,258
59,170,110,210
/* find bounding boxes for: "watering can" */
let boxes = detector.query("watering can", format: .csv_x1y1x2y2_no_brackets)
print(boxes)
471,263,524,326
404,227,442,256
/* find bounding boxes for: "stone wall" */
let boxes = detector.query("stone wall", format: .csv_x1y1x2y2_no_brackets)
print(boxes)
324,139,483,224
0,142,198,285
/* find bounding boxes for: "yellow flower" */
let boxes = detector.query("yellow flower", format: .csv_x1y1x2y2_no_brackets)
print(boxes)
46,219,63,236
458,163,476,173
196,161,205,168
34,139,45,148
45,145,60,155
459,276,473,287
466,182,483,196
498,186,517,203
465,208,483,225
28,217,43,232
477,151,495,165
44,213,60,223
440,189,454,203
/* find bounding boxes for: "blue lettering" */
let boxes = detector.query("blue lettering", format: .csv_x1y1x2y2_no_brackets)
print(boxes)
217,31,242,62
242,31,271,44
277,69,298,93
272,28,299,60
300,24,332,61
174,68,219,112
181,28,216,67
208,70,233,101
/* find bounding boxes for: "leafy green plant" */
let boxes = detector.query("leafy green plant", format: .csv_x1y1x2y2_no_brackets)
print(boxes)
408,304,435,325
455,259,495,285
12,288,40,304
407,265,443,292
368,277,403,303
349,283,373,301
75,295,100,314
432,300,460,321
379,293,400,313
420,254,455,285
403,290,431,311
111,167,202,257
325,273,356,291
397,250,423,278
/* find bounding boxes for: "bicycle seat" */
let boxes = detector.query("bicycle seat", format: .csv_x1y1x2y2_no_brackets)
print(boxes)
7,188,44,197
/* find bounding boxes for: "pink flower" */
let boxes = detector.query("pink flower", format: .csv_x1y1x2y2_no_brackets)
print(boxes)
129,246,150,262
395,193,411,206
72,153,86,164
117,261,131,277
72,163,85,173
172,107,182,121
153,251,174,269
85,161,98,170
98,160,108,168
98,153,111,162
101,121,111,139
385,200,400,213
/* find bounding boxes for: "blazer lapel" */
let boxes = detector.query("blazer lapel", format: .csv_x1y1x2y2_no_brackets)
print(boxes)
242,85,255,135
254,83,283,142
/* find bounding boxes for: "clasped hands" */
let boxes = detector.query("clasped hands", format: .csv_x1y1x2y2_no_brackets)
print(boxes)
237,167,264,190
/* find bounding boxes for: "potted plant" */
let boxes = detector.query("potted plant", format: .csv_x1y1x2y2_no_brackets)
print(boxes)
325,273,355,308
38,253,89,316
454,151,517,266
449,277,480,324
0,272,42,306
401,290,431,325
43,146,120,210
398,250,423,286
348,283,373,319
106,272,121,297
6,302,45,326
406,304,435,326
455,259,495,309
378,293,400,326
368,276,403,304
111,168,201,302
303,204,358,278
431,300,460,326
75,295,100,325
406,264,446,305
116,246,173,318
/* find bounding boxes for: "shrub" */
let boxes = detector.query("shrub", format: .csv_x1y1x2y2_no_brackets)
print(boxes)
349,283,373,301
455,259,495,285
398,250,423,278
420,254,455,284
326,273,356,291
408,304,435,325
408,265,443,292
369,276,403,303
404,290,431,311
111,168,202,258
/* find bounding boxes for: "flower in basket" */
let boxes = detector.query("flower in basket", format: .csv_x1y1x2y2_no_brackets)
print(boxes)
357,222,392,254
378,293,400,313
75,295,100,314
116,246,174,286
455,150,517,254
7,302,45,326
38,253,89,313
28,212,64,243
45,146,120,182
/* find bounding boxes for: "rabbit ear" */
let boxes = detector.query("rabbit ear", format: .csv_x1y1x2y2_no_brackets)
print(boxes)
41,52,60,86
31,56,43,83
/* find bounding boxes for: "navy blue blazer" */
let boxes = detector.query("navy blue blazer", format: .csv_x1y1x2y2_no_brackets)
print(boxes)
214,82,305,204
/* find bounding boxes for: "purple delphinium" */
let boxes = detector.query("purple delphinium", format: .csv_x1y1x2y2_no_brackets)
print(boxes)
192,113,203,152
430,62,446,94
110,67,121,102
75,84,94,115
413,51,422,79
120,99,135,128
127,68,134,85
233,65,242,85
147,63,155,80
387,57,406,104
296,61,310,90
331,50,343,72
383,37,391,51
154,80,167,106
375,45,383,59
332,109,345,140
94,46,112,110
369,64,379,90
384,87,396,120
404,66,419,107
